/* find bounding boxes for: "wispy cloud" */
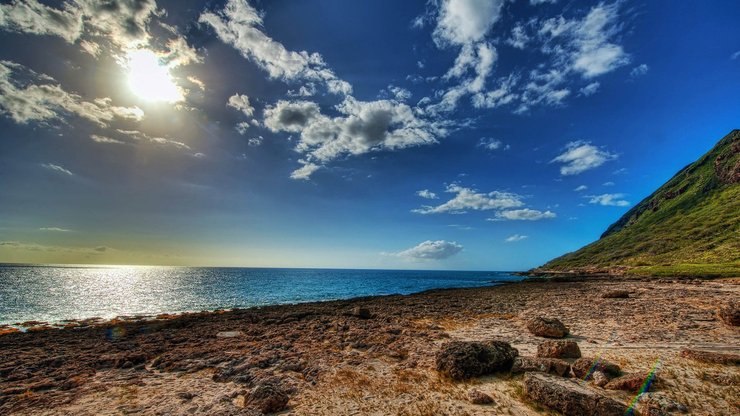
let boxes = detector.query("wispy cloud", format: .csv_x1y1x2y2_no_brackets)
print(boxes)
588,193,630,206
505,234,528,242
412,184,524,214
552,141,617,175
491,208,556,221
41,163,74,176
630,64,649,78
416,189,438,199
39,227,71,232
574,185,588,192
390,240,463,260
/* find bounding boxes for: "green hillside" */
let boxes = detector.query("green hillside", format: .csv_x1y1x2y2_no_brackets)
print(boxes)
536,130,740,277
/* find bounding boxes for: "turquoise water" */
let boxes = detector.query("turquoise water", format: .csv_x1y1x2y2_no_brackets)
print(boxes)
0,265,521,324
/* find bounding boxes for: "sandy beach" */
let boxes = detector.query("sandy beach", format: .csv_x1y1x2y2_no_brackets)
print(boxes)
1,275,738,415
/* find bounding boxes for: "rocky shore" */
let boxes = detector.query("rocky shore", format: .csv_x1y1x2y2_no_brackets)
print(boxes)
1,276,738,415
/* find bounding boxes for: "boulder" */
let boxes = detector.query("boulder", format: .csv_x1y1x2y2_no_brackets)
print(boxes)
592,371,609,387
523,372,627,416
604,372,649,392
350,307,371,319
571,357,621,380
526,317,570,338
679,349,740,365
717,302,739,326
511,356,571,377
467,389,494,405
537,340,582,359
248,382,289,414
633,392,688,415
602,290,630,299
435,340,518,380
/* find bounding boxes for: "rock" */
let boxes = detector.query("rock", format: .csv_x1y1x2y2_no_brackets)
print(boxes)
526,316,570,338
467,389,494,405
679,349,740,365
435,340,518,380
717,302,739,326
523,372,627,416
634,392,688,415
571,357,621,380
511,356,571,377
602,290,630,299
178,392,196,401
350,307,371,319
248,382,289,414
537,340,581,359
216,331,244,338
604,373,649,392
592,371,609,387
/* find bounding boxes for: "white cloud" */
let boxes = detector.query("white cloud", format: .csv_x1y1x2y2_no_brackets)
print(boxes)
579,81,600,96
227,93,255,117
507,23,530,49
731,51,740,60
432,0,504,47
630,64,649,77
116,129,190,150
531,0,557,4
41,163,73,176
413,184,524,214
566,3,630,78
39,227,71,232
90,134,124,144
392,240,463,260
289,161,320,180
602,181,615,186
265,97,446,179
552,140,617,175
0,60,143,126
493,208,556,221
588,193,630,206
479,137,503,150
200,0,351,95
574,185,588,192
0,0,83,43
505,234,528,242
416,189,438,199
248,136,263,147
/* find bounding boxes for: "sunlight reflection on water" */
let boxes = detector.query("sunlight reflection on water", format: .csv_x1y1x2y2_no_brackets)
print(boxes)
0,265,522,324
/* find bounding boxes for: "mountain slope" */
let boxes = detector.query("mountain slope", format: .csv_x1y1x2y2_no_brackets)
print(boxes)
537,130,740,277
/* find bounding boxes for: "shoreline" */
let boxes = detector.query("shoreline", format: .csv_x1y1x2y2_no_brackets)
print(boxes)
1,275,738,415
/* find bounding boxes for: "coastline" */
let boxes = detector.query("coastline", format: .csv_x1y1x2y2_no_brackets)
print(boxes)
1,276,738,415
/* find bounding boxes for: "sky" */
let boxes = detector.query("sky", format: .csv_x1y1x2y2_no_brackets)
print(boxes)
0,0,738,270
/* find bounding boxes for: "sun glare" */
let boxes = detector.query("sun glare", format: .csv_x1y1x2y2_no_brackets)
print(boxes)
126,49,183,103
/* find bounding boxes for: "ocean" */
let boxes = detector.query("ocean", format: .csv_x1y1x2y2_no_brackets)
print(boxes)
0,265,522,325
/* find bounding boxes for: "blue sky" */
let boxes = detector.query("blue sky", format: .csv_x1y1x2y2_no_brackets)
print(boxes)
0,0,737,270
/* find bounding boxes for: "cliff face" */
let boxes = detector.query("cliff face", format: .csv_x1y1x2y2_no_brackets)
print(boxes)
537,130,740,277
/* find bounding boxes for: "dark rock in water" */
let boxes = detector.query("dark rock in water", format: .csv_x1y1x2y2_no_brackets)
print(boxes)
717,302,739,326
467,389,494,405
435,340,518,380
634,392,688,415
248,382,289,414
526,316,570,338
537,340,581,359
350,307,371,319
511,356,571,377
523,372,627,416
680,349,740,365
591,371,609,387
602,290,630,299
571,357,621,380
605,372,650,392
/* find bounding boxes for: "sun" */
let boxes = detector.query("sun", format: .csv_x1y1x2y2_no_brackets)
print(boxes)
126,49,183,103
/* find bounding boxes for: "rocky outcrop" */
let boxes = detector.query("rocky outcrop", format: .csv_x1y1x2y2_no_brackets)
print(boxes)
717,302,739,326
523,373,627,416
247,382,290,414
633,392,688,415
679,349,740,365
537,340,581,359
511,356,571,377
435,341,518,380
604,372,649,392
467,389,494,405
571,357,621,380
526,316,569,338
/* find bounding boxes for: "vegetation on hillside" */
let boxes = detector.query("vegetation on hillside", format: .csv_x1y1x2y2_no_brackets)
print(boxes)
537,130,740,277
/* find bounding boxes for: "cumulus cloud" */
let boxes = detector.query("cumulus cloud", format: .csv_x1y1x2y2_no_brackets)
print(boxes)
413,184,524,214
248,136,263,147
0,0,83,43
0,60,143,126
41,163,74,176
392,240,463,260
493,208,556,221
227,93,255,117
433,0,504,47
588,193,629,206
200,0,351,95
552,141,617,175
505,234,528,242
416,189,438,199
265,97,445,179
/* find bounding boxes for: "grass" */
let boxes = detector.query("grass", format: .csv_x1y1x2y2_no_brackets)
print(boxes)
541,130,740,277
